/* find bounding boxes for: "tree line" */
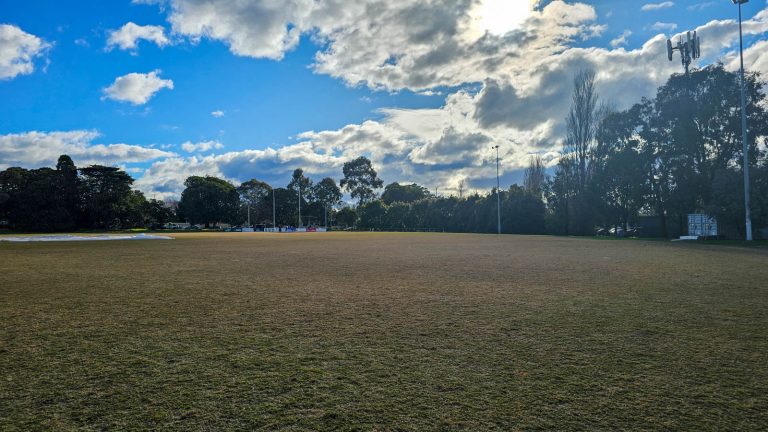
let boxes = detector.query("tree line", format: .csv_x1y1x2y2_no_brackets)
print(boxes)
545,65,768,238
2,65,766,237
0,156,172,231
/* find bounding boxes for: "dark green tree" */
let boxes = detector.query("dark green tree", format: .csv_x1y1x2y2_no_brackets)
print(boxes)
178,176,240,228
312,177,342,226
237,179,273,225
287,169,313,226
357,200,387,229
335,207,358,228
340,156,383,206
79,165,136,229
381,182,430,205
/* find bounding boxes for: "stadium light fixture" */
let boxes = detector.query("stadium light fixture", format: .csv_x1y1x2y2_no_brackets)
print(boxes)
732,0,753,240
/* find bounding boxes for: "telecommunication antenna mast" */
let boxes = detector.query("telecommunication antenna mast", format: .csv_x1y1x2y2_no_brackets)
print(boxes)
666,30,701,74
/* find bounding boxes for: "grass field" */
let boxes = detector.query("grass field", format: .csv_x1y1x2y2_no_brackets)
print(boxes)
1,233,767,430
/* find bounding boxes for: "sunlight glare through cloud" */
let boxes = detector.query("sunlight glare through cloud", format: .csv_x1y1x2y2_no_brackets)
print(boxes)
473,0,533,36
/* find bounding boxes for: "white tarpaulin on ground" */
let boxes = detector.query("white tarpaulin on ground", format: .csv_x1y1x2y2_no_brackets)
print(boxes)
0,233,173,242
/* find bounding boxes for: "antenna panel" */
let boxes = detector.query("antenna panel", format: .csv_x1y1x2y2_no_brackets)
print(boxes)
667,39,673,61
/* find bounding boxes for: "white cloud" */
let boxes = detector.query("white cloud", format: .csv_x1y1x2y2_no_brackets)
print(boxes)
149,0,605,91
0,24,50,80
9,2,768,200
0,130,175,170
610,30,632,48
122,3,768,199
641,2,675,12
162,0,312,60
181,140,224,152
102,70,174,105
106,22,170,51
211,110,225,117
649,22,678,33
687,2,716,11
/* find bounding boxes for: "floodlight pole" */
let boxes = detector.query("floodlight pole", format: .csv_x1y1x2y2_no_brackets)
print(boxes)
298,184,302,228
272,187,276,229
493,145,501,235
735,0,753,240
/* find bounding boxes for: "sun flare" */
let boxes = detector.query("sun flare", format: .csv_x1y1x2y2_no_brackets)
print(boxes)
473,0,534,36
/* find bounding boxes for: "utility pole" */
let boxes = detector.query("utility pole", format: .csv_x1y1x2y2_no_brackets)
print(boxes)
734,0,753,240
492,145,501,235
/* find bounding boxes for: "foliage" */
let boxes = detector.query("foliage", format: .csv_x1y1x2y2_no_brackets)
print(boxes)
547,65,768,238
335,207,358,228
0,156,175,231
237,179,273,225
340,156,383,205
381,182,430,205
178,176,240,228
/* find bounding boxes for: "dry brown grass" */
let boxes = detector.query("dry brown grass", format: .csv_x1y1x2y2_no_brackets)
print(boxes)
1,232,767,430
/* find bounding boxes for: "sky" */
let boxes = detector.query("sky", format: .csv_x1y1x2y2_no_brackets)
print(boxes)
2,0,768,200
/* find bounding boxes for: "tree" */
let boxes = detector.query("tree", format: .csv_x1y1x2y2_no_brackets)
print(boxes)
312,177,342,226
523,155,546,198
381,182,430,205
287,169,313,226
271,187,299,226
564,70,605,192
144,199,175,229
358,200,387,229
79,165,136,229
178,176,240,228
340,156,383,205
335,207,358,228
0,167,30,225
457,178,467,199
56,155,80,227
548,70,607,235
237,179,272,225
503,185,546,234
6,168,72,231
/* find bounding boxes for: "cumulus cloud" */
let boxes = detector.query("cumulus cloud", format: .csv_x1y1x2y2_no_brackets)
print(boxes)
610,30,632,48
0,24,50,80
106,22,170,51
0,130,174,170
641,2,675,12
181,140,224,152
124,2,768,199
102,70,174,105
135,96,555,200
211,110,224,117
11,1,768,200
147,0,604,91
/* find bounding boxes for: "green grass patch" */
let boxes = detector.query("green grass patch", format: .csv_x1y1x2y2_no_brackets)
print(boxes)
2,233,767,430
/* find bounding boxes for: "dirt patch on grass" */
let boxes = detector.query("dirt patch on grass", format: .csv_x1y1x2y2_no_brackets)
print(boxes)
1,233,767,430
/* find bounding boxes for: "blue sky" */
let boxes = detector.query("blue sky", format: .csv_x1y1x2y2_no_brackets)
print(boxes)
2,0,767,199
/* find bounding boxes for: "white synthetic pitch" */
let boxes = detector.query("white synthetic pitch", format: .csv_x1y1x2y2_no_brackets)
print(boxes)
0,233,173,242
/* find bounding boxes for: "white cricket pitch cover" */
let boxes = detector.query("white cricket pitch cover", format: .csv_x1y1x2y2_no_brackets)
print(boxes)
0,233,173,242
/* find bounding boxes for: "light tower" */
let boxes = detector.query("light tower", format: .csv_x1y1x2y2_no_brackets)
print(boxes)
492,145,501,235
666,30,701,74
733,0,753,241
